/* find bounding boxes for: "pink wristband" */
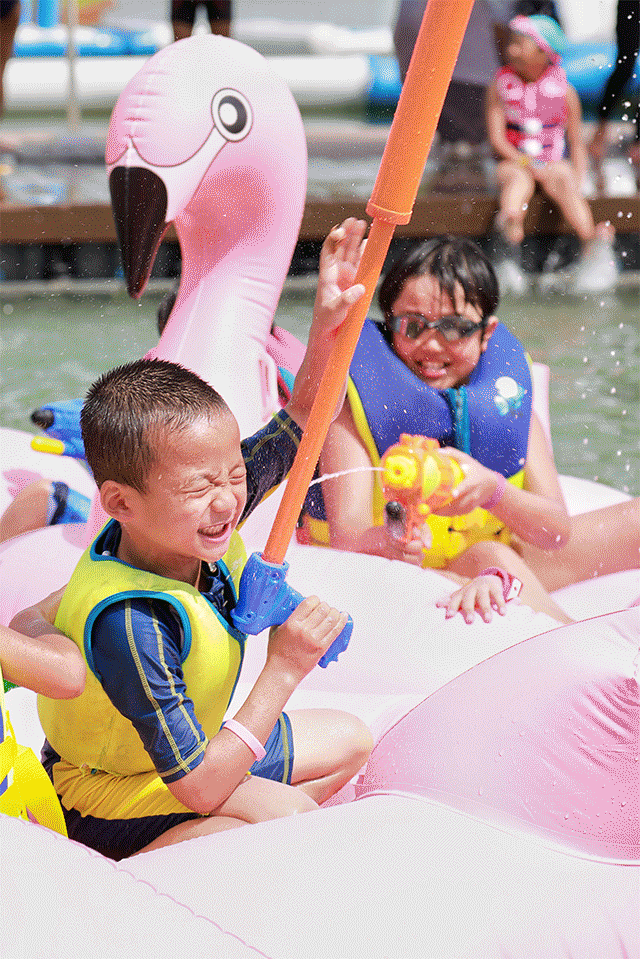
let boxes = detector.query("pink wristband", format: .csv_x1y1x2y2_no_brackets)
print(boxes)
480,567,523,602
482,472,507,510
223,719,266,762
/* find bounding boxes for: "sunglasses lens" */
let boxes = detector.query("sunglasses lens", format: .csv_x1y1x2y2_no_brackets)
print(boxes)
391,315,481,341
405,317,425,339
440,319,479,340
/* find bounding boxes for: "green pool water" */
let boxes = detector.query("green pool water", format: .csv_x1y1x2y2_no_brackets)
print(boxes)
1,281,638,496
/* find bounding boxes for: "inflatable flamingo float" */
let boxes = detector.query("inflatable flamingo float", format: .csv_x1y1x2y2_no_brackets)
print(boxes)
1,32,638,958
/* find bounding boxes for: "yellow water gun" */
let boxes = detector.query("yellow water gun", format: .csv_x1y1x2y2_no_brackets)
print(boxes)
380,434,464,543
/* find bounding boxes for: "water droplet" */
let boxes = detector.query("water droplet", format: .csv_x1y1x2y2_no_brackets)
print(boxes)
564,813,569,820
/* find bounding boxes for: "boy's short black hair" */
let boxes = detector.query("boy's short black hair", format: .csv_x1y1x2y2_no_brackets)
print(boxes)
81,358,230,492
378,236,500,325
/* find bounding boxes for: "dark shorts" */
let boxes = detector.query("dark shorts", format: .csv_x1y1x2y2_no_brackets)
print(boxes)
42,712,293,861
437,80,488,146
171,1,231,26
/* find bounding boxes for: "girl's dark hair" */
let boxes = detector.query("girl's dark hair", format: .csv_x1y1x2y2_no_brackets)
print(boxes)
81,358,230,492
378,236,500,325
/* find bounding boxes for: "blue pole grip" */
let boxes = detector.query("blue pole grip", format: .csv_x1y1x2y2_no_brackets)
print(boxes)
231,552,351,668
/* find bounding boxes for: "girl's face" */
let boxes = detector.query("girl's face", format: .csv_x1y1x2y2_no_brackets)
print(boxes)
506,30,551,82
389,274,497,390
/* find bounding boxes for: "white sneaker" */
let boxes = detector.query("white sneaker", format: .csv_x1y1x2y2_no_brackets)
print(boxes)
495,257,529,296
570,239,619,294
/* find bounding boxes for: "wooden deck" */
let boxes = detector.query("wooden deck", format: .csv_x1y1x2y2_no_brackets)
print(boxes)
0,191,638,245
1,118,638,247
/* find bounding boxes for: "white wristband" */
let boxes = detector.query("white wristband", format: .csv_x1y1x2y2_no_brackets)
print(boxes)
223,719,267,761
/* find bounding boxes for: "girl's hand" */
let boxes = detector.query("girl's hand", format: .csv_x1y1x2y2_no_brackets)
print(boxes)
358,525,426,565
435,448,502,515
313,218,367,335
436,574,508,624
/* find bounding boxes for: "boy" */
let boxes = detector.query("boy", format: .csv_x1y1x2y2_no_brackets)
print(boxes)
17,223,372,860
485,14,616,291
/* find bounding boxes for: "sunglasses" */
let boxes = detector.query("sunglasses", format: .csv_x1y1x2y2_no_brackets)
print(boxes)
387,312,485,343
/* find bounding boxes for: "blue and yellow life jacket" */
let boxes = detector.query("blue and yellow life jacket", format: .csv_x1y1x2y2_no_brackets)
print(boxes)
36,521,248,820
303,317,532,567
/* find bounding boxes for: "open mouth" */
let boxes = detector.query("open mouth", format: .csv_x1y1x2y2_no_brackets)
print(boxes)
199,521,232,541
415,361,448,380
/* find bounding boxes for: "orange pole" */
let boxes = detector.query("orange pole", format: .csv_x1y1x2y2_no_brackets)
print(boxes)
263,0,475,565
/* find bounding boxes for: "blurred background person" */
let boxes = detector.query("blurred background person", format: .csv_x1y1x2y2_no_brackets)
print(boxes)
588,0,640,192
170,0,231,41
0,0,19,116
394,0,509,178
486,13,617,293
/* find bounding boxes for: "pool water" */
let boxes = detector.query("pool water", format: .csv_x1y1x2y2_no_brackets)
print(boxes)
1,281,638,496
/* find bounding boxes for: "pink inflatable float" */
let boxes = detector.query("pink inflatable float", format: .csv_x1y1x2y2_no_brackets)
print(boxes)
1,31,638,959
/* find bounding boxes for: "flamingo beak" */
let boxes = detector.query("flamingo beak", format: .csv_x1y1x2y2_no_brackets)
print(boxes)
109,166,169,299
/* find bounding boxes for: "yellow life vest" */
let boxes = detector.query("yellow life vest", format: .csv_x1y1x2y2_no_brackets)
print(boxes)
38,520,246,816
0,665,67,835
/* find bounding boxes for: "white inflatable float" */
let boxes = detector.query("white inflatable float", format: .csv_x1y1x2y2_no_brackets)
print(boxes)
1,33,638,959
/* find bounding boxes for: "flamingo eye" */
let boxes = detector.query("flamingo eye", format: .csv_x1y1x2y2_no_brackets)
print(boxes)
211,89,252,141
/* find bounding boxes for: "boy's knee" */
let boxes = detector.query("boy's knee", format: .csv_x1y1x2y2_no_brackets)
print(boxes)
342,714,374,771
289,791,320,816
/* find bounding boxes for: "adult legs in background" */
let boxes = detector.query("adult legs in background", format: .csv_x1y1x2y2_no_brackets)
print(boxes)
171,1,231,42
589,1,640,191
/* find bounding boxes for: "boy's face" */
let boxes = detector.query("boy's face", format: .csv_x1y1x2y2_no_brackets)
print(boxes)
117,411,247,583
390,274,496,390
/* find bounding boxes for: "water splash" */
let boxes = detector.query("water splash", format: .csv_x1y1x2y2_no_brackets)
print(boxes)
307,466,383,489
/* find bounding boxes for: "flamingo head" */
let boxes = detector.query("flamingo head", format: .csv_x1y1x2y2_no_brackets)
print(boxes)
106,35,307,298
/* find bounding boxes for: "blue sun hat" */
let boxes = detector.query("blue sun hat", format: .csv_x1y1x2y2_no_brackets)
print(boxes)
509,14,567,63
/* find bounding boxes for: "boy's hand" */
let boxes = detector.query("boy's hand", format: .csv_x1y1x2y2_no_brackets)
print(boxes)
436,575,507,625
287,218,366,429
313,218,367,335
266,596,348,681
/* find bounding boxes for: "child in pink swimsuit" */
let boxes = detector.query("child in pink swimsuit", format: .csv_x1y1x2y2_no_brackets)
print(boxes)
486,14,615,291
